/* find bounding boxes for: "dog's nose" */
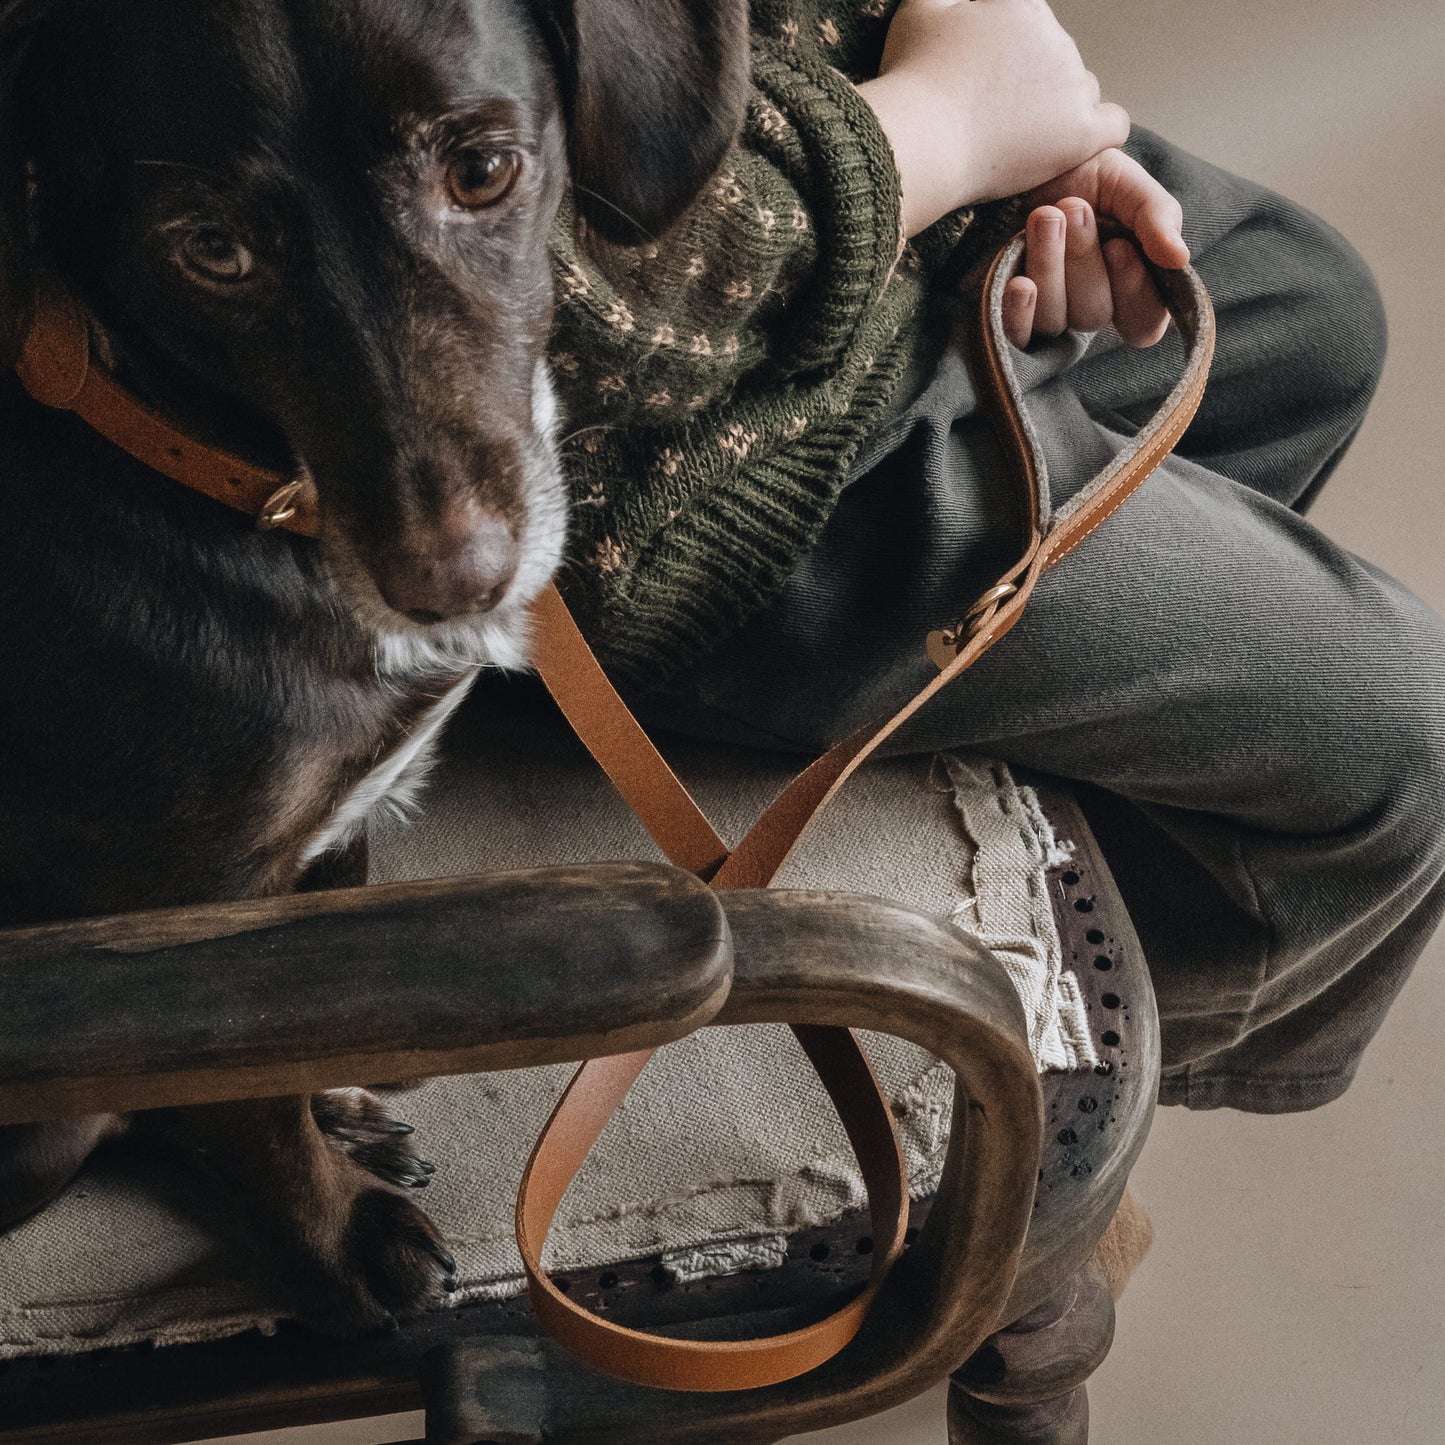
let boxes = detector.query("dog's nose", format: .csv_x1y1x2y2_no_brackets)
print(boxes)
374,508,520,623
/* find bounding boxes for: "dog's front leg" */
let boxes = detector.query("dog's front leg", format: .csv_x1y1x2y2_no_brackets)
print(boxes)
0,1116,128,1230
152,1090,454,1332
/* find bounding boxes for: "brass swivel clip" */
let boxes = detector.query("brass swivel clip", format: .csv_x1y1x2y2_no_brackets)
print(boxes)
925,581,1020,670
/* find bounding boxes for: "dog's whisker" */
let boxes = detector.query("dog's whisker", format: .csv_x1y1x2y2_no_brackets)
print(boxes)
557,423,617,450
131,157,227,180
570,183,649,238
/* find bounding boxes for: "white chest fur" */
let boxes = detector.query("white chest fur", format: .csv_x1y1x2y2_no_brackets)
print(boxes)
300,359,560,867
299,671,476,865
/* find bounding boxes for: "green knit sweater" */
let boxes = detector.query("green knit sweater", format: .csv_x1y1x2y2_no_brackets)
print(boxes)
550,0,1020,686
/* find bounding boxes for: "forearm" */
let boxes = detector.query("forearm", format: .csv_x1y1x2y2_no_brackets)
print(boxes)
856,73,970,238
857,0,1131,241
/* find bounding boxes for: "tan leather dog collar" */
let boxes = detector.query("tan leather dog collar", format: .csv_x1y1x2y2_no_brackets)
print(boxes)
16,275,321,537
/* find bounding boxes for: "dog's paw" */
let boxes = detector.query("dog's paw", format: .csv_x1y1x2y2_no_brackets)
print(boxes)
160,1092,454,1335
344,1186,458,1320
284,1177,457,1335
311,1087,435,1190
266,1089,456,1333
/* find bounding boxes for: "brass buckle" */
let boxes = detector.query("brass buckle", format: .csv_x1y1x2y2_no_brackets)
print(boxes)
926,581,1020,669
257,469,317,531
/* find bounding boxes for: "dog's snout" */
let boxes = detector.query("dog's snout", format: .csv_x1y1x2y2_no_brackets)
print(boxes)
374,507,520,623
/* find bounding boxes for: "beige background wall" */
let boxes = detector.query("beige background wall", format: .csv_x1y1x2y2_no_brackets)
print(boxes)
226,1,1444,1441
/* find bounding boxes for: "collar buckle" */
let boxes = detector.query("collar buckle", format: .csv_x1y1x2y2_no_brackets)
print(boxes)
257,470,317,531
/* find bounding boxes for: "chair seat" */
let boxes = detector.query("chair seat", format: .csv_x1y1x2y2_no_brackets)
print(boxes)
0,687,1136,1365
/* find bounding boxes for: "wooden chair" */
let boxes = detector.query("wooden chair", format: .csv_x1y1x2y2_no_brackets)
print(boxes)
0,734,1157,1444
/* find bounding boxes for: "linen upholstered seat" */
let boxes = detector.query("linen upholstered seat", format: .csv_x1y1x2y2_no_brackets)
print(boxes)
0,686,1109,1362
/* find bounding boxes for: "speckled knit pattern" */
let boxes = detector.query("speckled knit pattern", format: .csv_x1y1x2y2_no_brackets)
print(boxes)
550,1,1019,685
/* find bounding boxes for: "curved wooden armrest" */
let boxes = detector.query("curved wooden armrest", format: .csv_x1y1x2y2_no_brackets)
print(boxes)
0,863,731,1126
428,887,1043,1444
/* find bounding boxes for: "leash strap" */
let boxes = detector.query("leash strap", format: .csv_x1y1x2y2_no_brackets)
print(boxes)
15,229,1214,1392
516,232,1215,1390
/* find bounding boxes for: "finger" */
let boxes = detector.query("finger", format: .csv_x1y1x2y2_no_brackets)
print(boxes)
1002,276,1037,350
1059,199,1114,332
1104,237,1170,347
1025,206,1067,337
1095,150,1189,269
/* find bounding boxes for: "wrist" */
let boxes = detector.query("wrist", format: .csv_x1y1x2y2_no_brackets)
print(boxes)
857,73,977,236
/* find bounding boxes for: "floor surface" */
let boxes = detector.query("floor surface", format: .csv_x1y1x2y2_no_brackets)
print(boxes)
215,2,1444,1440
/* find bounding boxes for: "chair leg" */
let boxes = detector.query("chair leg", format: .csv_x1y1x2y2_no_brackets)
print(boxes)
947,1381,1090,1445
946,1260,1114,1445
947,1188,1153,1445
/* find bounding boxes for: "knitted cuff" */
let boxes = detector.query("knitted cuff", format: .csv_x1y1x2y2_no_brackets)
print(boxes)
751,46,905,376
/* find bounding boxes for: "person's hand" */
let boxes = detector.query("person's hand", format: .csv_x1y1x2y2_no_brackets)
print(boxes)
1002,148,1190,349
859,0,1130,236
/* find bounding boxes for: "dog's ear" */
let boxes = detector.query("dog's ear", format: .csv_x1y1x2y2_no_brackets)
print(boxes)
0,0,45,366
549,0,750,244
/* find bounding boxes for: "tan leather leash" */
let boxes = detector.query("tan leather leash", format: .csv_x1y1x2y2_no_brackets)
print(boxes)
515,232,1215,1390
15,228,1215,1393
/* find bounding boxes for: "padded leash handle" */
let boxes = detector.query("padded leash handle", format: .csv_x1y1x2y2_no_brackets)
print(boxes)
518,230,1215,1391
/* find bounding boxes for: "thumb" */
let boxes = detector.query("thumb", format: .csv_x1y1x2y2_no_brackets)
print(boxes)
1090,102,1132,157
1097,149,1190,268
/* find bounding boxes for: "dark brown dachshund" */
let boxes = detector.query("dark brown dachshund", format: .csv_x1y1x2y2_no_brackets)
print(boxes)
0,0,746,1330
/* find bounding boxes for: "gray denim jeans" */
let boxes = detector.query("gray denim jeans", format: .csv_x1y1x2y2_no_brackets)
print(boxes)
639,127,1445,1114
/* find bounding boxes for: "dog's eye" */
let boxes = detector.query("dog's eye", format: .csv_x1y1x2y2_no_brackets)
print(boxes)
445,149,521,211
174,227,255,285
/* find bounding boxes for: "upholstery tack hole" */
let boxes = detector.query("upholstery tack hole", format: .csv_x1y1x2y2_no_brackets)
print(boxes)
1074,898,1095,913
1093,955,1113,971
1057,1128,1078,1146
855,1236,874,1255
1101,1030,1121,1047
1085,928,1106,945
1101,993,1120,1009
809,1243,830,1262
1061,870,1080,886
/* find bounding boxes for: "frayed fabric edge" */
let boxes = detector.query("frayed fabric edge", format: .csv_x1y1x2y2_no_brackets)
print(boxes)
1017,783,1076,869
939,753,1100,1073
0,1310,281,1361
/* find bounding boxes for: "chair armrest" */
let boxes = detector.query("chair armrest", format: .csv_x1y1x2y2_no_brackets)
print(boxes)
428,887,1043,1443
0,863,731,1126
